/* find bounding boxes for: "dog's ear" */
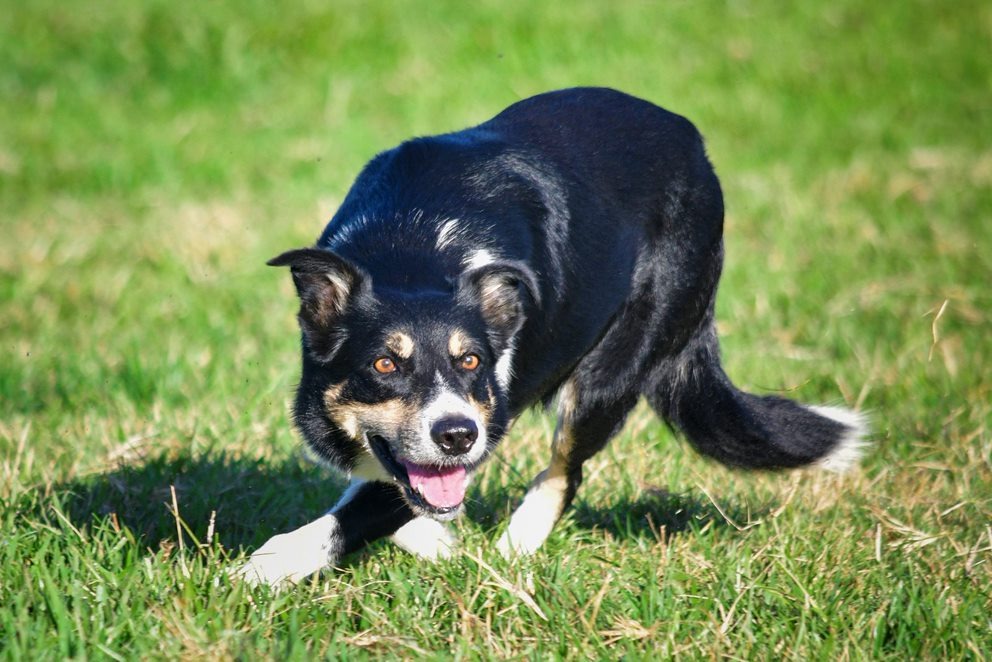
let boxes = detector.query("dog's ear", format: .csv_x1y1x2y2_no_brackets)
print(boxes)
268,248,368,361
458,260,540,347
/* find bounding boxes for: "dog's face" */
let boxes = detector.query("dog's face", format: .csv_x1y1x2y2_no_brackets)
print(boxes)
269,247,536,520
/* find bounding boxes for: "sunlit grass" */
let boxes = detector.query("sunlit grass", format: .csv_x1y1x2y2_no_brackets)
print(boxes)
2,0,990,657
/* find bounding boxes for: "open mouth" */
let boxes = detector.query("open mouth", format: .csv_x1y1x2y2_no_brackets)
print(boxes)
368,435,468,516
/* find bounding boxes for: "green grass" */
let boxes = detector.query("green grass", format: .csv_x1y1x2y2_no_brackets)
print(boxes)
2,0,990,658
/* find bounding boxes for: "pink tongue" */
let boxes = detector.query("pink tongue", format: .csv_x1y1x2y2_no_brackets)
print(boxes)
402,462,468,509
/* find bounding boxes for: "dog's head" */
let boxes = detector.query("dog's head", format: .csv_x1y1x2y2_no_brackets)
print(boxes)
268,247,537,520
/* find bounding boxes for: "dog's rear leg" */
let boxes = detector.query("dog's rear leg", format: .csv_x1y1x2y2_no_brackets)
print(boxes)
496,384,637,557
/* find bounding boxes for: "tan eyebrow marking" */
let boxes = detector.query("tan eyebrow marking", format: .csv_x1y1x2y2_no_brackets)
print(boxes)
448,329,469,357
385,332,415,359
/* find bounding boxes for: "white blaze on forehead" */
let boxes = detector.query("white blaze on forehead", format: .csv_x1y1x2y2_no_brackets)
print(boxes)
436,218,461,249
463,249,496,270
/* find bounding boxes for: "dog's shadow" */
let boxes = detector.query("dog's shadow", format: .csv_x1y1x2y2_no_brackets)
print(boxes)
53,452,768,557
567,486,765,545
55,452,348,554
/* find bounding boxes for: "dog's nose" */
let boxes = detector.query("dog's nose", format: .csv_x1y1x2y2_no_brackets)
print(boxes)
430,417,478,456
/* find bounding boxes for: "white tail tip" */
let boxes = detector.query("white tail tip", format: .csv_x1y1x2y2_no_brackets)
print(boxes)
808,405,871,473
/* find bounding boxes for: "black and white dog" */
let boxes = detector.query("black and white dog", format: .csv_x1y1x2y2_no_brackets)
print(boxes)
242,88,867,585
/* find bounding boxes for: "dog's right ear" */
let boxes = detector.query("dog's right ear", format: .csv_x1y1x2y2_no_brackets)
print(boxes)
267,248,368,361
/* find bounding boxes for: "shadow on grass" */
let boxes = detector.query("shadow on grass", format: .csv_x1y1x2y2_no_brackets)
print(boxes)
55,452,348,553
569,486,773,544
51,452,769,558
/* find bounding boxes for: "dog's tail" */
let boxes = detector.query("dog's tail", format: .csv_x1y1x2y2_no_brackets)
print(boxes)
645,325,869,472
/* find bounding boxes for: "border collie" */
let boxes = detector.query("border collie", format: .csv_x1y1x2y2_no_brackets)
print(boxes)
241,87,868,585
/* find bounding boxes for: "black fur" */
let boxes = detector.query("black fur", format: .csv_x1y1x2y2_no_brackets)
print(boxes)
267,87,863,563
332,482,414,556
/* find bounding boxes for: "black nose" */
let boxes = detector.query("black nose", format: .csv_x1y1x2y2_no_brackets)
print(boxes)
430,417,478,456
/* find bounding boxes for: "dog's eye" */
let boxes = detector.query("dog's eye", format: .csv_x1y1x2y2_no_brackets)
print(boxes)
460,354,480,371
373,357,397,374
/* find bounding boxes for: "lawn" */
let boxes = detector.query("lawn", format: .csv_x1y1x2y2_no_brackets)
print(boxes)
2,0,990,658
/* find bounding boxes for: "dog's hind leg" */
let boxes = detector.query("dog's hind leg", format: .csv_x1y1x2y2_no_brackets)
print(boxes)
496,382,638,557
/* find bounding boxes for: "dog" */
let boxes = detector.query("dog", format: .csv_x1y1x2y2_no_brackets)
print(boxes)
241,87,868,585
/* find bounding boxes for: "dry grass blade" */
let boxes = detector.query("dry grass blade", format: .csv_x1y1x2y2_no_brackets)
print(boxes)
464,552,548,622
601,616,657,645
872,508,945,552
343,630,429,655
928,298,950,362
169,485,190,577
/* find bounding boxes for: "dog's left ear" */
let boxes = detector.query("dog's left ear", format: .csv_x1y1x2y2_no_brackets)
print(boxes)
458,260,540,346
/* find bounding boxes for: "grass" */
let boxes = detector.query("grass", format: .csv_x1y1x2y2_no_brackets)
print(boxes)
2,0,990,658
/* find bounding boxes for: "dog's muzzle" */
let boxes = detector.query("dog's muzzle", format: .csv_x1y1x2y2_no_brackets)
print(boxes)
368,434,469,518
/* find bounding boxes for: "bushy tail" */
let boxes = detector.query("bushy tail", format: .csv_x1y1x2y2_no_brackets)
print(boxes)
646,327,869,472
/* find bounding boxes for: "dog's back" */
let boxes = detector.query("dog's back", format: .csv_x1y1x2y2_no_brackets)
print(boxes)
318,88,721,407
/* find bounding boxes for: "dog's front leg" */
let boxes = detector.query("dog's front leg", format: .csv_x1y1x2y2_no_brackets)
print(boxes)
238,512,340,586
497,389,638,557
239,480,414,586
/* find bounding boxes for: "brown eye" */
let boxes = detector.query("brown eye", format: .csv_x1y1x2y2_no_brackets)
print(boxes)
460,354,480,371
373,357,396,374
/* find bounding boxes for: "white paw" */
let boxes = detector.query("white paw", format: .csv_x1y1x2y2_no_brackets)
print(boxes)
390,516,457,560
494,530,519,558
495,480,564,558
237,514,340,586
496,526,546,558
